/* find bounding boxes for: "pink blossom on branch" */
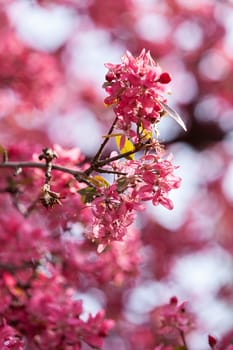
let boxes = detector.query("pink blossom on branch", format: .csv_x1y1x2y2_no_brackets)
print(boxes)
87,150,181,249
103,49,171,135
150,297,195,349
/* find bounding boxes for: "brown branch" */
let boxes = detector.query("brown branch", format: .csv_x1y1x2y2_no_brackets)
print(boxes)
93,143,145,167
0,140,147,185
0,161,83,177
96,168,127,175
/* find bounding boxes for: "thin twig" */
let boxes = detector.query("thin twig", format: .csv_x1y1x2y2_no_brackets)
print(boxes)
94,143,144,167
179,329,189,350
91,116,118,163
96,168,127,175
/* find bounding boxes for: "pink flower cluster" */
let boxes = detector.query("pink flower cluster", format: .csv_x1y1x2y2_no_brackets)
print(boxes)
125,153,181,209
88,184,136,252
151,297,195,348
89,152,180,248
0,264,114,350
104,49,171,135
0,320,25,350
151,297,194,336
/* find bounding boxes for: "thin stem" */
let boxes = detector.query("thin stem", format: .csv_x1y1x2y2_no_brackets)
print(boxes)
96,168,127,175
91,116,118,163
94,143,144,167
179,329,189,350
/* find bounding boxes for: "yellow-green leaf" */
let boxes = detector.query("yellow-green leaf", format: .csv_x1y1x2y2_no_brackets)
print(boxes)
88,175,109,187
115,135,135,160
139,126,152,141
77,187,97,203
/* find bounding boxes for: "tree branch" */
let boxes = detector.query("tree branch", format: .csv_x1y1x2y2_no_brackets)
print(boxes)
0,161,83,177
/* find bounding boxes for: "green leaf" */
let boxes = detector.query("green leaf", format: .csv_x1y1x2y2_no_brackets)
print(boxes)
115,134,135,160
77,187,98,203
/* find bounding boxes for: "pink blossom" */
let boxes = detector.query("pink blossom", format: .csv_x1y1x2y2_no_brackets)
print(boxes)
104,49,172,134
0,321,25,350
151,297,195,337
87,184,136,249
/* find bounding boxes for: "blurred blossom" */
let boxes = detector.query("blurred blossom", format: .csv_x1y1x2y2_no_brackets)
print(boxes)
68,28,124,87
48,108,102,155
175,0,214,10
222,161,233,202
198,50,230,81
172,71,198,104
174,20,203,51
194,95,230,123
136,14,170,42
8,0,76,52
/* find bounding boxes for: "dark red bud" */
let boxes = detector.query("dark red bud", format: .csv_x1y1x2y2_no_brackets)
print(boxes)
159,72,172,84
170,296,178,305
105,71,115,82
208,334,217,348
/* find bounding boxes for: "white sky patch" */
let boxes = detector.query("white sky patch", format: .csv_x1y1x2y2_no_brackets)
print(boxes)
172,247,233,296
176,0,213,10
156,111,187,142
125,280,175,323
172,247,233,341
75,288,106,322
188,299,233,350
0,89,20,119
135,13,170,42
199,147,226,183
125,246,233,344
69,29,124,88
194,94,229,123
224,28,233,58
48,108,102,155
133,0,160,8
214,4,233,58
171,70,198,104
8,0,76,52
198,50,230,81
62,222,85,242
174,20,203,51
146,144,200,230
218,108,233,132
222,160,233,203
